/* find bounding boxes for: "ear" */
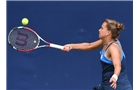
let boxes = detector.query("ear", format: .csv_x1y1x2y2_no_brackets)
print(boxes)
106,30,111,36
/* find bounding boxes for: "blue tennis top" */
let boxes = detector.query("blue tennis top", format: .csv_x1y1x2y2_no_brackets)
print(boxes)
99,40,130,84
100,40,125,65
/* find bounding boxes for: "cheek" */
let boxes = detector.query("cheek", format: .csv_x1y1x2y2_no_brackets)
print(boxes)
102,29,106,33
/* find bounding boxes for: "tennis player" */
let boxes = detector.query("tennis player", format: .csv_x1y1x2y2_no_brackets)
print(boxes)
62,19,132,90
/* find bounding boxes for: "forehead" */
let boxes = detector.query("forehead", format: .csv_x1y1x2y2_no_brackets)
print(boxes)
102,22,107,27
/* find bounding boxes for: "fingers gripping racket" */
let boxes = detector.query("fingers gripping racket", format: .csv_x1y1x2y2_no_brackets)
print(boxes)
8,26,64,52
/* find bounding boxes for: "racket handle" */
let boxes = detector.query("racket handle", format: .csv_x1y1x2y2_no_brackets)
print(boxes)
50,43,64,50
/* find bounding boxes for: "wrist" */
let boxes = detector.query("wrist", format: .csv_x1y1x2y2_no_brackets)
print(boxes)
70,44,73,50
112,74,118,81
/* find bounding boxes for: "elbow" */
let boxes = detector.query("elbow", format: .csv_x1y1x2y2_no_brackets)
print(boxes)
82,43,93,50
114,64,121,70
87,44,94,50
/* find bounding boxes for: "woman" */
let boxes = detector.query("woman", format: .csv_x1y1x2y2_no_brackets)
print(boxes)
62,19,132,90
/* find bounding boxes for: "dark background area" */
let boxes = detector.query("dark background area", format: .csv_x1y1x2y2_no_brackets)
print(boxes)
7,1,133,90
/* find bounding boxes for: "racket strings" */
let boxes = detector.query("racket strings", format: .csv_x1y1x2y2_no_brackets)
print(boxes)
8,27,39,50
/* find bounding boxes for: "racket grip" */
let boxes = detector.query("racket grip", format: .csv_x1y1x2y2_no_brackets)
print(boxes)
50,43,64,50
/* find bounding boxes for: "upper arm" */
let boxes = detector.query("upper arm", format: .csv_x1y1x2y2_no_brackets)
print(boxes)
109,44,121,66
89,39,103,50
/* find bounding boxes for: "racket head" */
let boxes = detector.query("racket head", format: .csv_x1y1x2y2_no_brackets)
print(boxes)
8,26,40,52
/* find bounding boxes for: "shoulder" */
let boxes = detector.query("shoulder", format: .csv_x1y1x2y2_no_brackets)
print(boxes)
110,43,119,49
108,43,120,53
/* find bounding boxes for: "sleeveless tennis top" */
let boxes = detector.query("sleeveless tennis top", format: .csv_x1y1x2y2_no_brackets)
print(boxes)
99,40,130,84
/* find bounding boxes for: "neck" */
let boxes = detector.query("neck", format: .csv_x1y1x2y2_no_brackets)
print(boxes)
102,37,115,46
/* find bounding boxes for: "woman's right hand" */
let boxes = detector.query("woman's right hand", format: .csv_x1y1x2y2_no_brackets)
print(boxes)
62,44,72,52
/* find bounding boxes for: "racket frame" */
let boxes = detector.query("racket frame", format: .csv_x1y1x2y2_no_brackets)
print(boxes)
8,26,64,52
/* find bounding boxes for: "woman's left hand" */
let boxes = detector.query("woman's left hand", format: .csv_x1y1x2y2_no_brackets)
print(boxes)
109,77,117,89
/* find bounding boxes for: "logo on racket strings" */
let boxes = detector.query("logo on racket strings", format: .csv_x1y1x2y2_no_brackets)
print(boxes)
16,31,28,46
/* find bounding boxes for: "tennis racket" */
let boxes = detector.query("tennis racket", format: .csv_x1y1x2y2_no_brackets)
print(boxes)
8,26,64,52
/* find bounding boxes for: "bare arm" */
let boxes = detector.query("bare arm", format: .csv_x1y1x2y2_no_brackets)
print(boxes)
109,43,122,76
63,39,103,51
109,43,122,89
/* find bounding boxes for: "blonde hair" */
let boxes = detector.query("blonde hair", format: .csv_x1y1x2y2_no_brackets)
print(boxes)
104,19,124,39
